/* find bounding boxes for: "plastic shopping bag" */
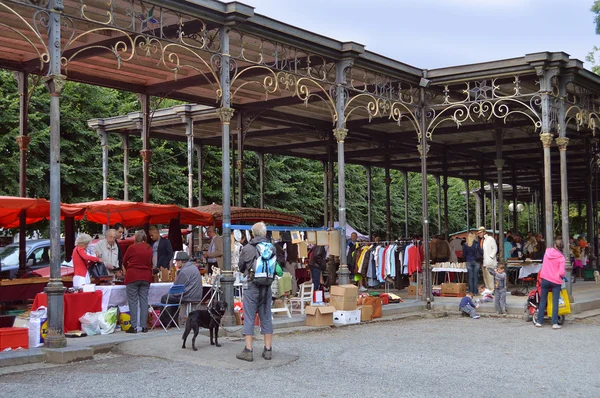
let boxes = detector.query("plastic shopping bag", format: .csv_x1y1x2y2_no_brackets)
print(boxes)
79,312,101,336
98,307,118,335
118,305,131,331
29,306,48,348
548,288,571,316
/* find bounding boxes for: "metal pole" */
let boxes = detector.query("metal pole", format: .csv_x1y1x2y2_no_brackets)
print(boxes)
557,134,572,296
334,59,352,285
15,71,30,278
366,165,373,241
98,124,108,232
258,152,265,209
403,170,409,237
216,26,235,326
231,127,236,207
475,192,481,228
495,129,505,266
122,133,129,201
328,145,335,228
184,112,194,208
237,112,244,207
418,78,432,307
45,0,66,348
490,180,496,235
138,94,151,203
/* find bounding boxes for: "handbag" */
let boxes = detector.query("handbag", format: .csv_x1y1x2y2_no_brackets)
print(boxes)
77,250,109,278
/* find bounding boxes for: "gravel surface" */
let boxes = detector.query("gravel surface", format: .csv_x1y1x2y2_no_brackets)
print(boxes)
1,316,599,397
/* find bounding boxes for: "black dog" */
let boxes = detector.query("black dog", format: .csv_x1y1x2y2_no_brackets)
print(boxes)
182,301,228,351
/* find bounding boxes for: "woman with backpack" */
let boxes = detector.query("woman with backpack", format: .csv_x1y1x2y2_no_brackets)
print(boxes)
236,222,283,362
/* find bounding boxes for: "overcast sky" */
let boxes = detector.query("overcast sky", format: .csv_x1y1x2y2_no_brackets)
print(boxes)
241,0,600,70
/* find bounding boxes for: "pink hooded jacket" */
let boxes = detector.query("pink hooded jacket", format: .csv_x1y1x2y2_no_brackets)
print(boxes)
539,247,566,285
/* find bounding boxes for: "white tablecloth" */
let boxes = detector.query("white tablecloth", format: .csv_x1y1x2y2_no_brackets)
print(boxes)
432,268,468,273
518,264,542,279
97,283,173,311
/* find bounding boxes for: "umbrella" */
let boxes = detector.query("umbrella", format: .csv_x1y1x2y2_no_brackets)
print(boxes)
68,199,213,227
0,196,85,228
193,203,303,226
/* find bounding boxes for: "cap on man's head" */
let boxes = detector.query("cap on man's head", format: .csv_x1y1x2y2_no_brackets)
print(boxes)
175,251,190,262
477,226,486,232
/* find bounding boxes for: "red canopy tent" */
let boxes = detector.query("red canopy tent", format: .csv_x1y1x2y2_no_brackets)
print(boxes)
0,196,85,228
67,199,213,227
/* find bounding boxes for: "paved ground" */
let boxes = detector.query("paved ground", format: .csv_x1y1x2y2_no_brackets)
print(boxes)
1,314,599,398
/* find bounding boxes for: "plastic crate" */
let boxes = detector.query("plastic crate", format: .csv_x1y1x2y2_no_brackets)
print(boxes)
0,327,29,350
583,269,596,281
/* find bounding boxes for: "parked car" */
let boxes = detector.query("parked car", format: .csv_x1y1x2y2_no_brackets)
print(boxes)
0,239,65,279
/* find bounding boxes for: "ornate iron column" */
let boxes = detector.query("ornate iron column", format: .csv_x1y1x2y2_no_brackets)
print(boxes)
138,94,151,203
475,190,481,228
538,67,558,245
586,140,596,270
122,133,129,201
434,175,441,235
490,180,496,234
322,160,328,225
181,110,194,209
443,151,449,241
419,84,432,306
237,112,245,207
495,129,505,266
195,144,203,206
512,167,518,232
480,165,486,228
402,170,409,238
258,152,265,209
45,0,66,349
384,161,392,241
96,124,108,201
15,71,30,278
464,179,470,232
216,26,235,326
366,165,373,241
334,59,353,285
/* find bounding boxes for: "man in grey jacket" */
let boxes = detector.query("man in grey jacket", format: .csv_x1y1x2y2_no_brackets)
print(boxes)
159,251,203,327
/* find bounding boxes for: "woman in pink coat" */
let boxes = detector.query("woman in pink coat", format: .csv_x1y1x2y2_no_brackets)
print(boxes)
535,237,566,329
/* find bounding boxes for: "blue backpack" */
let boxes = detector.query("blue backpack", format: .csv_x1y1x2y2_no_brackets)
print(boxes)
251,242,277,286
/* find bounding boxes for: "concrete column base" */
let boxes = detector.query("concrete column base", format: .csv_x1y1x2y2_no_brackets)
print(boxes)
337,265,351,285
44,279,66,348
220,271,237,327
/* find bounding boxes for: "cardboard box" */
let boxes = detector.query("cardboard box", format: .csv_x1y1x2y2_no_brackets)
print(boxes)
441,283,467,297
305,305,335,327
407,285,423,296
358,305,373,322
333,309,361,326
330,284,358,310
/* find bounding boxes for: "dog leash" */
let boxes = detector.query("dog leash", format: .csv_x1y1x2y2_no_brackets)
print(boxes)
208,307,222,325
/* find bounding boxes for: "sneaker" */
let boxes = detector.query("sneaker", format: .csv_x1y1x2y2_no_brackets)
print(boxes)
358,286,368,292
236,348,253,362
473,315,480,319
552,324,561,330
262,347,272,360
535,323,542,327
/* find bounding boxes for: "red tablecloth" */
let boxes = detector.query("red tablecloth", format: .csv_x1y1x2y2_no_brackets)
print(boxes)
32,291,103,332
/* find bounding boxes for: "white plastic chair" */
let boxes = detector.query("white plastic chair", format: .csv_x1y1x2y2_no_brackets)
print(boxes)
289,282,313,315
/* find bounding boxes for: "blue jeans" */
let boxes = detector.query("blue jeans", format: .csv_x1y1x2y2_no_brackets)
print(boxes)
466,261,480,294
538,278,561,325
310,267,322,292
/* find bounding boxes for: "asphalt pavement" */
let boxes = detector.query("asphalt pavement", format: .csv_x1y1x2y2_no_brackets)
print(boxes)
1,315,599,397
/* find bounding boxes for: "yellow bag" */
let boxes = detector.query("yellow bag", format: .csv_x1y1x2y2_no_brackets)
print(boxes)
547,288,571,316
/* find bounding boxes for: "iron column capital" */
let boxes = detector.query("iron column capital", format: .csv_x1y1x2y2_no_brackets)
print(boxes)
333,128,348,143
540,133,554,148
216,107,235,124
494,158,505,171
555,137,569,150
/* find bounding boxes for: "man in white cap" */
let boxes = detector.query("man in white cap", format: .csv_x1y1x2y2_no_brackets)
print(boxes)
477,226,497,291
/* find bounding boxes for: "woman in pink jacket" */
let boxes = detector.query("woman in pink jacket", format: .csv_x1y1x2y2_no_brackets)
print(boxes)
535,237,566,329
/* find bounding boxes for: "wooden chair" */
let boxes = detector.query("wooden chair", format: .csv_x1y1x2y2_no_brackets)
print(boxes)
289,282,313,315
